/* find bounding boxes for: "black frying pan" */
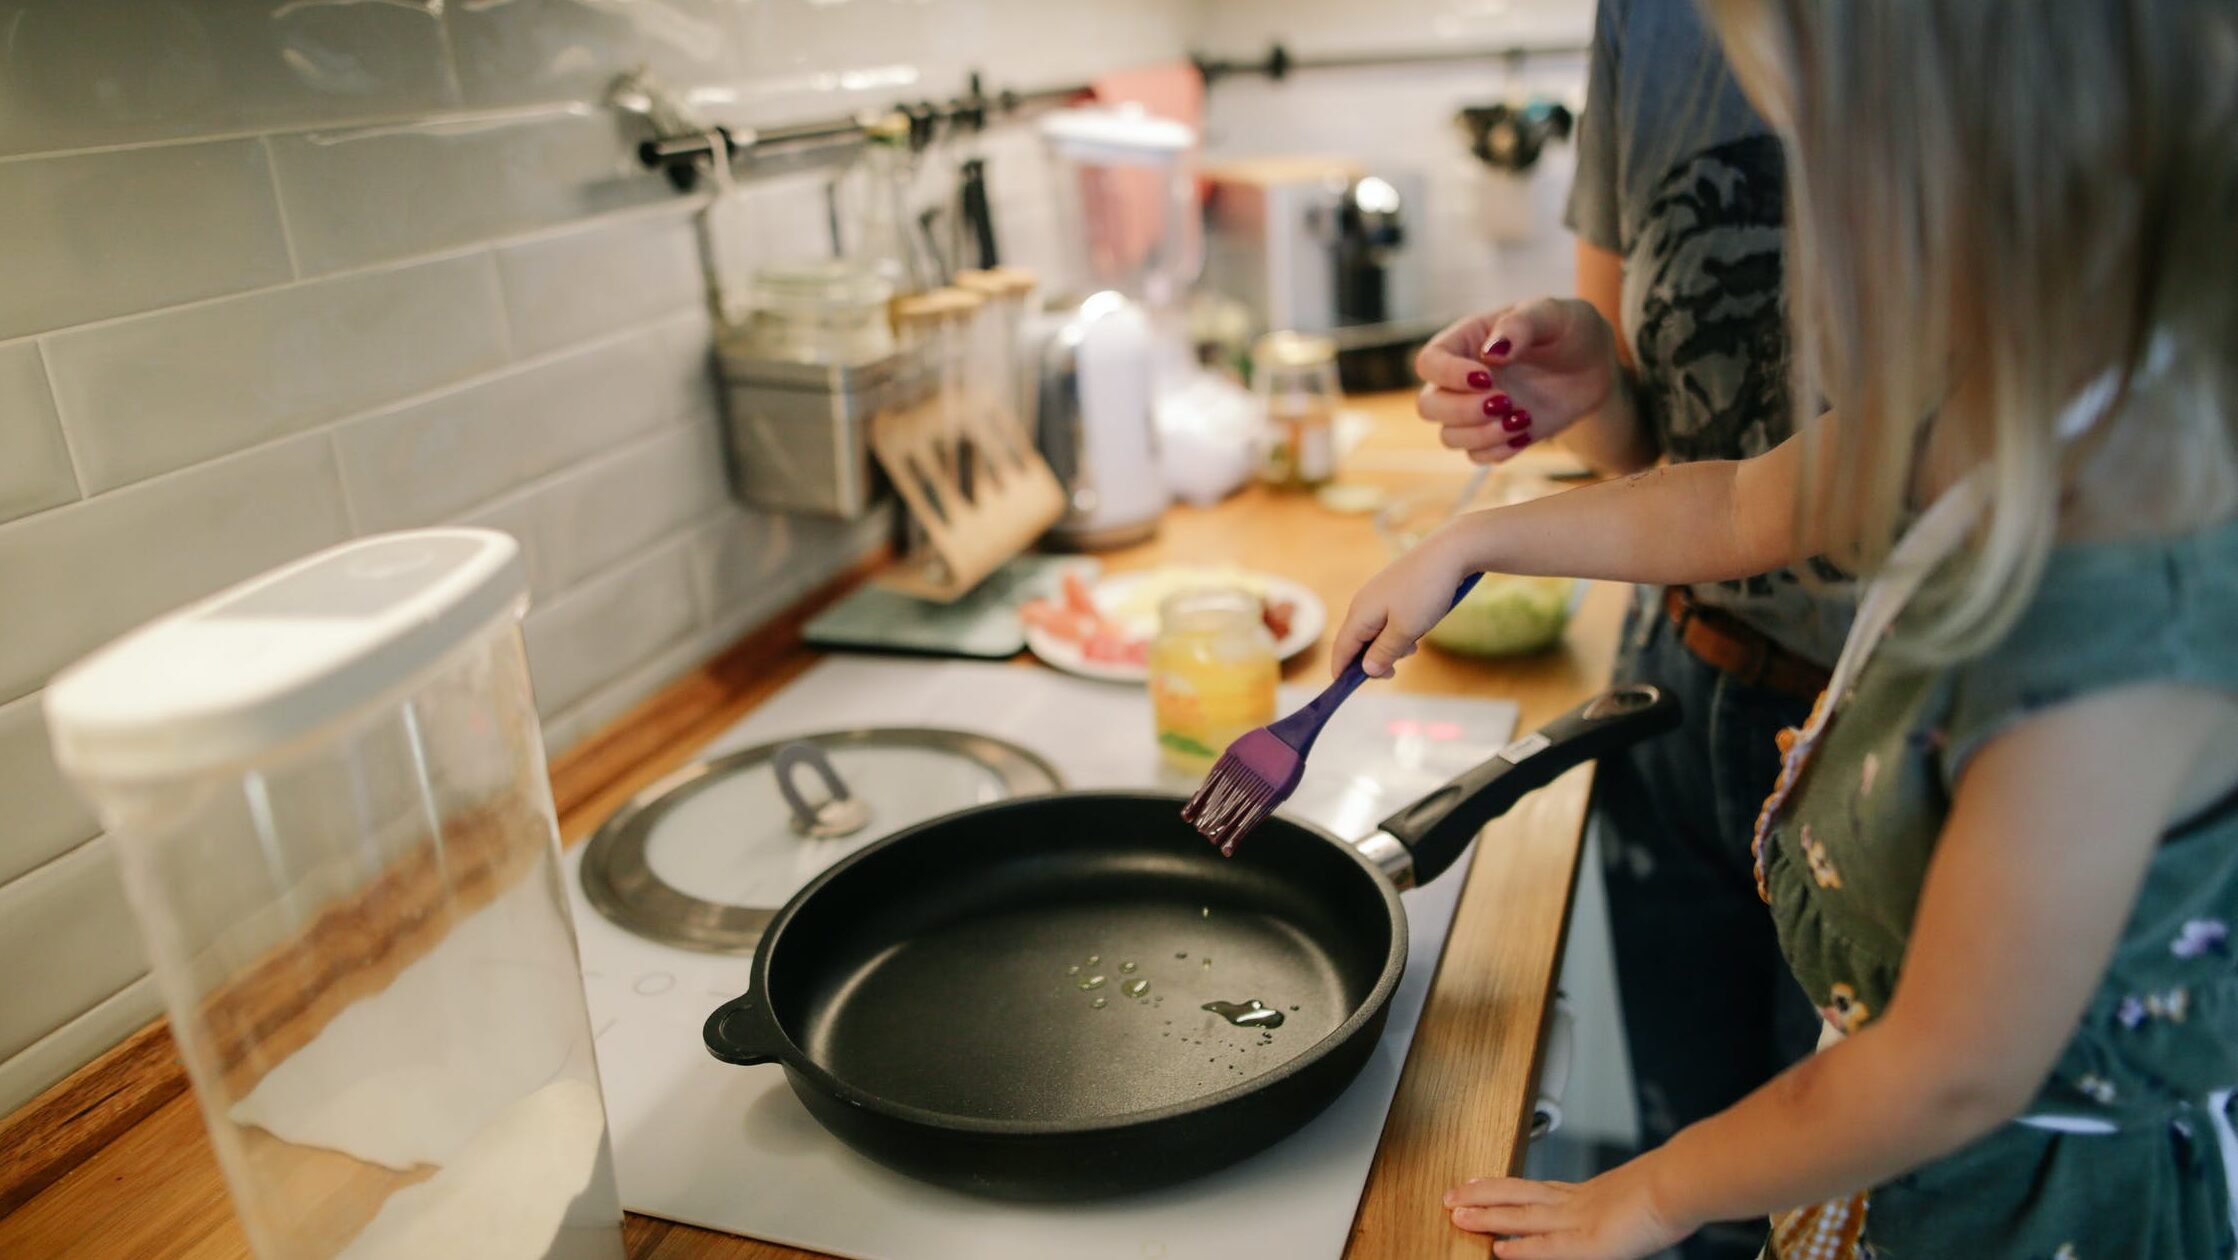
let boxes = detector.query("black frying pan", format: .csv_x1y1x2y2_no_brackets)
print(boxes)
704,684,1678,1199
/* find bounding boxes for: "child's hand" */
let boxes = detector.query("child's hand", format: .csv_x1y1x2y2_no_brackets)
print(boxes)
1414,298,1621,464
1444,1166,1688,1259
1330,527,1476,679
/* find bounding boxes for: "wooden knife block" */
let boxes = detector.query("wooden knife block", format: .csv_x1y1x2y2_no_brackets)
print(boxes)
870,393,1066,603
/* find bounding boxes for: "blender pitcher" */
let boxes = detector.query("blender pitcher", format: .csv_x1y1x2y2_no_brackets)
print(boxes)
44,530,623,1260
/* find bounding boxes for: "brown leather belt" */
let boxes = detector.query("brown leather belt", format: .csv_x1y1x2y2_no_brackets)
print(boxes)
1661,587,1832,701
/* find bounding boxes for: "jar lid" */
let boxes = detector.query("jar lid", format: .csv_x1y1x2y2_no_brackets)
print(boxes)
954,266,1037,298
753,260,893,309
46,530,527,781
892,286,985,325
579,728,1062,952
1254,330,1338,369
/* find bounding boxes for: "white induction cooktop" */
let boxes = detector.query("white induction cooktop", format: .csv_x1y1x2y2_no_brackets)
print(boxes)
564,657,1518,1260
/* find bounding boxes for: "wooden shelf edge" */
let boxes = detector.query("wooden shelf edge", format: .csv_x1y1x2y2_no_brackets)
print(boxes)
0,546,889,1221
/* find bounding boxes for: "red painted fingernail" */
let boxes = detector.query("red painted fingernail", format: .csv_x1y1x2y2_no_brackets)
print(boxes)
1502,409,1530,433
1485,337,1512,358
1482,394,1512,418
1466,369,1492,390
1508,434,1532,449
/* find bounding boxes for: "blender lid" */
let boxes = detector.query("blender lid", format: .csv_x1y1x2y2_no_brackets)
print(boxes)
45,530,527,781
1040,105,1194,164
579,727,1062,953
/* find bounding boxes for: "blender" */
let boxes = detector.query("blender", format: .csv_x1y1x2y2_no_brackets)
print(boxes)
1031,105,1200,549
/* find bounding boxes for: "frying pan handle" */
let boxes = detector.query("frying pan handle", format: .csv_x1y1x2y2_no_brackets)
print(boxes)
1376,685,1681,885
704,990,786,1067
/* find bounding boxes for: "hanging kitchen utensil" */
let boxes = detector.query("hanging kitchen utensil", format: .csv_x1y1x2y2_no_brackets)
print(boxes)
581,727,1061,953
958,156,999,269
875,289,1068,601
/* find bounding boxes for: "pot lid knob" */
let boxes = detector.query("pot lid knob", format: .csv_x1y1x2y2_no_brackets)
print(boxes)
773,740,872,839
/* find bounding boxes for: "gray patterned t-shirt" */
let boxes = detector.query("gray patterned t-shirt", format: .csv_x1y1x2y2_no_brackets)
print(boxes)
1564,0,1853,666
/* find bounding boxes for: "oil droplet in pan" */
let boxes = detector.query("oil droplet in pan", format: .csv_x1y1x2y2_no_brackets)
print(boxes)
1121,961,1138,974
1066,965,1080,976
1124,979,1150,998
1091,997,1107,1009
1201,957,1212,969
1087,955,1101,965
1078,974,1107,991
1202,999,1285,1029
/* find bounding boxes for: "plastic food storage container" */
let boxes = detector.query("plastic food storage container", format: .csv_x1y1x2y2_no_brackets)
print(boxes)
44,530,623,1260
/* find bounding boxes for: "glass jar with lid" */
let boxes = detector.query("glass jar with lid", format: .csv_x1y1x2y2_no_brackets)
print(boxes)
743,260,896,365
1253,330,1343,489
1149,587,1279,775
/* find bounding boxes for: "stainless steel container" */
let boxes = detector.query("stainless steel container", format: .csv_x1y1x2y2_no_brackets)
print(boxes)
714,337,925,520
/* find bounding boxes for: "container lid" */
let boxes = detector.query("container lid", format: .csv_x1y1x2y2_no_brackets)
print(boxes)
579,728,1062,952
46,530,528,781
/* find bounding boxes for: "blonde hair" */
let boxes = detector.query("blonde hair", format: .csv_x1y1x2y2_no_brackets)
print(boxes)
1704,0,2238,660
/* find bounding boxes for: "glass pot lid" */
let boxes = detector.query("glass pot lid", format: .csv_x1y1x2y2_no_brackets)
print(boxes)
580,727,1062,953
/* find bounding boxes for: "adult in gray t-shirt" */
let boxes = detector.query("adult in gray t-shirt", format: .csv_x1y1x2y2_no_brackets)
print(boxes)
1408,4,1834,1256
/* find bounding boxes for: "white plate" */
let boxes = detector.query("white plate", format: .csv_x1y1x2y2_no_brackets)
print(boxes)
1023,567,1328,684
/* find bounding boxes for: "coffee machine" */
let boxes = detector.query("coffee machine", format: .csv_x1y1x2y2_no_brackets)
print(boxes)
1201,158,1433,391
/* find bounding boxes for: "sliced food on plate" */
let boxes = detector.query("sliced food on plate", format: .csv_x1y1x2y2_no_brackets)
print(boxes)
1018,566,1325,681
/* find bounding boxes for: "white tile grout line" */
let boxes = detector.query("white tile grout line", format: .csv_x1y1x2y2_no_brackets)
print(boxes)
30,196,711,345
31,338,90,501
456,400,718,529
258,134,306,283
0,307,716,542
0,973,156,1102
478,250,518,363
328,431,366,536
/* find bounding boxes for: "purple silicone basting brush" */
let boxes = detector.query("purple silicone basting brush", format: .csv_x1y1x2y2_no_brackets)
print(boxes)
1182,575,1481,855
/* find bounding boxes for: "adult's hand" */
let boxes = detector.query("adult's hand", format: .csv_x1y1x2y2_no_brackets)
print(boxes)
1413,298,1625,465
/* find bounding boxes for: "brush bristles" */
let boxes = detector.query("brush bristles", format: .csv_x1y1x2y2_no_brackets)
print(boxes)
1182,752,1279,856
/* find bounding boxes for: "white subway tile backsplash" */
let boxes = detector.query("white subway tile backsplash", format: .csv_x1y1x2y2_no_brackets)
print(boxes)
0,434,354,706
0,975,160,1119
0,141,293,341
447,0,740,111
267,114,676,275
0,693,100,887
0,0,458,158
522,543,700,718
335,327,676,534
0,342,76,524
645,312,723,426
685,507,891,644
537,420,732,593
0,838,149,1068
496,211,705,357
43,256,510,494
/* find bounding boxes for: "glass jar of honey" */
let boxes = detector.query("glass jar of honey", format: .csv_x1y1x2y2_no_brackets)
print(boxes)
1149,588,1279,775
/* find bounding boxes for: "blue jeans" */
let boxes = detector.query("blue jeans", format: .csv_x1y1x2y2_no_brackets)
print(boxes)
1595,593,1824,1260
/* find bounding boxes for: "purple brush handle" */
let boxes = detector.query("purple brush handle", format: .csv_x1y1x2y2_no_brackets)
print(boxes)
1267,574,1483,756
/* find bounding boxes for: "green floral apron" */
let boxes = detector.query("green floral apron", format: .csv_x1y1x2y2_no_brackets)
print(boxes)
1750,475,2238,1259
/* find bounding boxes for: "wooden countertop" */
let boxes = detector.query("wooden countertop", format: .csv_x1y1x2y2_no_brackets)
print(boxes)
0,392,1621,1260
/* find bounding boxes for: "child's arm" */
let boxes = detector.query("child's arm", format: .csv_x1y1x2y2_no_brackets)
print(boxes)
1331,417,1820,678
1445,684,2238,1260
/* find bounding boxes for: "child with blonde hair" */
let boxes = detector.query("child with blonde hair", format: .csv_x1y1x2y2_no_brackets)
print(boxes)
1334,1,2238,1254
